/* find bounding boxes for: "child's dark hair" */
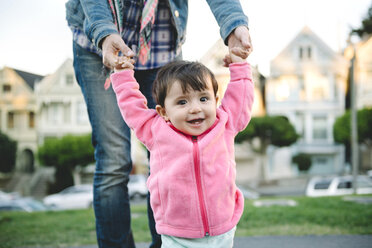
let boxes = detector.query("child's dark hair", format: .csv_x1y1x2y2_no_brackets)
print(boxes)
152,60,218,107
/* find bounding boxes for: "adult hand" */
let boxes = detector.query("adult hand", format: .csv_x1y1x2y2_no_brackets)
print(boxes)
101,34,135,69
225,26,252,66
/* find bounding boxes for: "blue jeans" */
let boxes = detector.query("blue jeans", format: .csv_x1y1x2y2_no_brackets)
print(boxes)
73,42,161,248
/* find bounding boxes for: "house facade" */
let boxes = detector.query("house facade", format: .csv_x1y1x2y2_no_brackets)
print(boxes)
345,36,372,172
0,67,43,172
266,26,348,177
34,59,91,144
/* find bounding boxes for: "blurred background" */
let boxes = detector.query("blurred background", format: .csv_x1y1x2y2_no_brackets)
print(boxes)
0,0,372,208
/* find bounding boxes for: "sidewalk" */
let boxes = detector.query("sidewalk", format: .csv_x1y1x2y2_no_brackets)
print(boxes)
74,235,372,248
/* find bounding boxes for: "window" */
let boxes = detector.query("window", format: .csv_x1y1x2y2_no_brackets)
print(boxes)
296,113,305,140
314,157,328,165
65,74,74,86
49,103,61,124
312,87,325,100
314,180,331,190
298,46,312,60
76,101,89,124
275,81,290,101
337,181,352,189
29,112,35,128
313,116,327,140
64,103,71,124
7,112,14,128
3,84,11,93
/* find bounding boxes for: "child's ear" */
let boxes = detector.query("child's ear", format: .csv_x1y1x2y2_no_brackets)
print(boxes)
156,105,169,121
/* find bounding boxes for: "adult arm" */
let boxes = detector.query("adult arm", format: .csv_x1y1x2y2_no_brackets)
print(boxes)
205,0,252,62
79,0,134,68
205,0,248,43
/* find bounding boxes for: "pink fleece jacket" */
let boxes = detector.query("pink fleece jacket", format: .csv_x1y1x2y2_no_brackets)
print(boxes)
111,62,254,238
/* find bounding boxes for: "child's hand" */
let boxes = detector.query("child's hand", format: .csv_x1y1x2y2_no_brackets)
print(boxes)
223,47,251,67
114,56,135,72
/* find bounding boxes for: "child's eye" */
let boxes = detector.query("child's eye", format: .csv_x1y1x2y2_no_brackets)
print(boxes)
177,100,187,105
200,97,208,102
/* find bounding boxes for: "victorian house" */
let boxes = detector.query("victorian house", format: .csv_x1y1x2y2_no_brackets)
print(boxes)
34,59,91,144
265,26,348,177
0,67,43,172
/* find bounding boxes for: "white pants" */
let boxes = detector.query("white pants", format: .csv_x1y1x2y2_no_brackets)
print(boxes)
161,227,236,248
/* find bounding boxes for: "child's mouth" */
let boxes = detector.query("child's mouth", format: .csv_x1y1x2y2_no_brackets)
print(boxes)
187,118,204,124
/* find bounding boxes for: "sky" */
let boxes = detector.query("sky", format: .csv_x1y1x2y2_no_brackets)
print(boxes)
0,0,370,77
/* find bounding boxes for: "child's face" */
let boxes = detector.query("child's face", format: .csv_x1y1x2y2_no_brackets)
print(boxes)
156,77,218,136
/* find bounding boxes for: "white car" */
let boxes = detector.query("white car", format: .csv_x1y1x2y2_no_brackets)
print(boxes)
305,175,372,197
0,197,48,212
128,174,148,199
0,190,20,201
43,184,93,210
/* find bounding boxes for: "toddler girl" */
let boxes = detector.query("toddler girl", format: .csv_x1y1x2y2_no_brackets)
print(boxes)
111,48,254,247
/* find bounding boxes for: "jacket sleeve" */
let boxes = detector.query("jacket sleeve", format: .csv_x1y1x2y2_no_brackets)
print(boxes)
111,70,158,149
206,0,248,44
220,62,254,133
79,0,118,48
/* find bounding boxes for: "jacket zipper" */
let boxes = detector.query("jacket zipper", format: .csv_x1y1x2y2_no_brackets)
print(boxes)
192,136,210,236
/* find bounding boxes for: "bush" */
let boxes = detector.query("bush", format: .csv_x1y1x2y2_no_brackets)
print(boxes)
0,132,17,173
37,133,94,193
38,134,94,168
292,153,312,171
235,115,298,148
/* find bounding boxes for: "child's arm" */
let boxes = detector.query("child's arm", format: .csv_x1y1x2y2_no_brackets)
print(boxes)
111,59,158,148
220,61,254,134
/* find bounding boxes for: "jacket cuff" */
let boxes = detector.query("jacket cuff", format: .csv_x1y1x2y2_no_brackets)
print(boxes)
229,62,251,82
221,19,249,45
85,21,118,49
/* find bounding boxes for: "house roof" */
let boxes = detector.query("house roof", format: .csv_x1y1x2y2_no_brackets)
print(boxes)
13,69,44,90
273,26,337,62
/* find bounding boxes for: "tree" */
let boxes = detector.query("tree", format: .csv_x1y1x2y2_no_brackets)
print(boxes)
292,153,312,172
235,115,299,180
38,134,94,193
0,132,17,173
333,108,372,164
351,4,372,38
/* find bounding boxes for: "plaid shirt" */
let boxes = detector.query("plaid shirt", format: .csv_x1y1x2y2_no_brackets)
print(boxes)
70,0,176,70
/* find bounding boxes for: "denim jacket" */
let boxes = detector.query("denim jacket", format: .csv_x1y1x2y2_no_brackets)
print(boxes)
66,0,248,51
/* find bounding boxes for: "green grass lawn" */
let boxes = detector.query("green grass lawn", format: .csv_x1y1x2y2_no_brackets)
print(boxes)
1,195,371,248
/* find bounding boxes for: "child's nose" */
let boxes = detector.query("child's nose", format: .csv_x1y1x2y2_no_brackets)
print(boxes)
189,103,202,113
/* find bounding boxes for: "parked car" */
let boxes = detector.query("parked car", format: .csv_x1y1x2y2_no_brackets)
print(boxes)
128,174,148,199
305,175,372,197
43,184,93,210
0,197,48,212
0,190,20,201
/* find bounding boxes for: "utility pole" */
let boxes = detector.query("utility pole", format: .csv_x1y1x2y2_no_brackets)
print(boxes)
349,41,358,194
